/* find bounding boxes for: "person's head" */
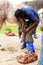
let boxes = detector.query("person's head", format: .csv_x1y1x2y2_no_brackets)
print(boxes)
15,9,24,19
15,9,24,24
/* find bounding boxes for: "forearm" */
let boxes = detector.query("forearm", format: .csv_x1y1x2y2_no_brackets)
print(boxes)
25,19,38,33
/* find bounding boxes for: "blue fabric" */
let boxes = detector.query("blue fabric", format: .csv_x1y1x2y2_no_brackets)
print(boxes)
22,40,35,51
27,42,35,51
21,7,40,27
22,40,26,47
38,33,43,65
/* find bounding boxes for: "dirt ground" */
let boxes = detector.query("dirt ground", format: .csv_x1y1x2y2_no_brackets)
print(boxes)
0,33,42,65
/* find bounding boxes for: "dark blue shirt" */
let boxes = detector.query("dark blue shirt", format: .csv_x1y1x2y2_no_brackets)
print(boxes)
21,7,40,27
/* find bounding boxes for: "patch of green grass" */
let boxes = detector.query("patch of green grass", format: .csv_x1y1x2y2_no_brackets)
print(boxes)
36,25,42,33
0,25,18,34
0,25,42,34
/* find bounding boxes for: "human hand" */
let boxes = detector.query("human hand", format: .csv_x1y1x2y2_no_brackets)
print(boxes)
25,28,29,33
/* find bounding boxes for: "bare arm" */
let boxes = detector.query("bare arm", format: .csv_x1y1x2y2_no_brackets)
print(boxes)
25,18,38,33
17,18,25,32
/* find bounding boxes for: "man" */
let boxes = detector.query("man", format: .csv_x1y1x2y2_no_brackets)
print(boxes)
15,7,40,53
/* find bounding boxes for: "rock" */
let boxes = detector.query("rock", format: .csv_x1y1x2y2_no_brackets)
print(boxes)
17,52,38,64
5,31,15,36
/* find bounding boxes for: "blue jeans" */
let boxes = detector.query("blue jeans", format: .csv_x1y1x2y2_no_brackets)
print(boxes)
38,33,43,65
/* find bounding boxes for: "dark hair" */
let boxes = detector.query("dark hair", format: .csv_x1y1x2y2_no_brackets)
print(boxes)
15,9,24,19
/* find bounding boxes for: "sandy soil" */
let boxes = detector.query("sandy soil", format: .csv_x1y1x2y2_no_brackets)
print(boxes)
0,33,42,65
